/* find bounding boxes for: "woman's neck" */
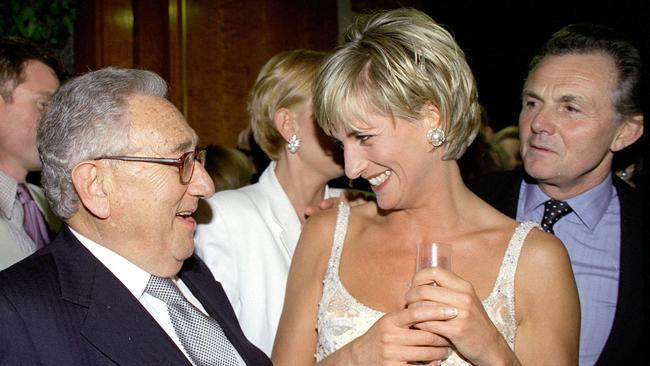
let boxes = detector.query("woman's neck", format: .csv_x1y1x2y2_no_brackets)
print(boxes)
274,157,330,224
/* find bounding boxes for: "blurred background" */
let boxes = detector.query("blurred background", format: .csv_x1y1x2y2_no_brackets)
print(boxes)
2,0,647,150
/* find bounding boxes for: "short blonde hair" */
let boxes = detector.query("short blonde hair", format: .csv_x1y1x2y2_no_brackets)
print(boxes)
314,8,481,159
247,49,326,160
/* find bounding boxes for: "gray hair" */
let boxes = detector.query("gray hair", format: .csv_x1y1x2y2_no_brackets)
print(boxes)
314,8,481,160
528,23,643,121
38,67,168,219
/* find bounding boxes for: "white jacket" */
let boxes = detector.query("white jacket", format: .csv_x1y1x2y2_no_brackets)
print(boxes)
194,162,342,355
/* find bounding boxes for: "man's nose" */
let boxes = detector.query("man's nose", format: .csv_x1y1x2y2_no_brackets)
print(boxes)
188,162,216,198
530,107,556,135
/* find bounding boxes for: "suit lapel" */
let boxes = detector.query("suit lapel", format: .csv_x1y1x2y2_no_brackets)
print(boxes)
180,256,271,366
257,162,298,260
54,228,191,366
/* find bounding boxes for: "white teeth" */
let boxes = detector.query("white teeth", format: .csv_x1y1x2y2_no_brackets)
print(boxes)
368,170,392,186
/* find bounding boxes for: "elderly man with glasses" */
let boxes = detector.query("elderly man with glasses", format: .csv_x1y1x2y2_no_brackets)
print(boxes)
0,67,271,366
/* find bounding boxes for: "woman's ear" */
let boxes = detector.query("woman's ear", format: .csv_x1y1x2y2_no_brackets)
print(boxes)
274,107,299,142
422,100,442,129
611,113,643,152
71,161,110,219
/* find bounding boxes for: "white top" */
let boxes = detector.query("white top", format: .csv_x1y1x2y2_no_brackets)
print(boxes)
194,161,343,356
316,203,537,364
70,227,245,365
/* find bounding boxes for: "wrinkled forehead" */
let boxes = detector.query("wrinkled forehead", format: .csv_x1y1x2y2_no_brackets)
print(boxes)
125,94,198,154
529,53,617,88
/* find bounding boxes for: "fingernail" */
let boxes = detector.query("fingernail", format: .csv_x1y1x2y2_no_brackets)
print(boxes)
445,308,458,318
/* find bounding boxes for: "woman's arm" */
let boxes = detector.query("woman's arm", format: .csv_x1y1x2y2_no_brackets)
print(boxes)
272,208,337,364
513,229,580,365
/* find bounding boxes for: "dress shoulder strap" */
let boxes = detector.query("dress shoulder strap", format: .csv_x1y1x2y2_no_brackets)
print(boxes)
495,221,538,287
324,202,351,279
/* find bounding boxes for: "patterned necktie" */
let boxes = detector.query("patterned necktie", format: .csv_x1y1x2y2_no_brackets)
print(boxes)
145,275,239,366
15,184,51,249
540,199,573,234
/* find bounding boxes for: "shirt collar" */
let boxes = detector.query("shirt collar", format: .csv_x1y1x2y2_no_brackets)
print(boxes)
69,227,152,299
521,173,614,231
0,171,19,219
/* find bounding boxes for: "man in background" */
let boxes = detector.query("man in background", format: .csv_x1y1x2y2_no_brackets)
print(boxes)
0,36,62,270
471,24,644,365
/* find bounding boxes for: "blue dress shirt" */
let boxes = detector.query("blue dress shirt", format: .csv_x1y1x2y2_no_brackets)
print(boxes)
517,174,620,366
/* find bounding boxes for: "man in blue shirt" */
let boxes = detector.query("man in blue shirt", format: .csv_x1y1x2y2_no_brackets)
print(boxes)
471,24,644,365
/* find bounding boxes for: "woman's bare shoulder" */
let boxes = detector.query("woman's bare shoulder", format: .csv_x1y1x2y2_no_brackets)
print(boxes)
299,202,359,253
519,226,570,267
515,226,575,301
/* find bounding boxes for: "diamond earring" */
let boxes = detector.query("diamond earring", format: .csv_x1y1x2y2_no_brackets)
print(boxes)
287,134,301,153
426,127,446,147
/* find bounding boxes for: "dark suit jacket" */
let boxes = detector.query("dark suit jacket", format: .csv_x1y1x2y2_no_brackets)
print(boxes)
470,170,646,365
0,226,271,366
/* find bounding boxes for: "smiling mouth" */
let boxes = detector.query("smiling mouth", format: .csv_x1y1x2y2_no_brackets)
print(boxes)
175,209,197,223
368,170,392,186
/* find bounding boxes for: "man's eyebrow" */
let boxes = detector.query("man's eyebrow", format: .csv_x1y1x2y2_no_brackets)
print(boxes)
558,94,584,103
521,90,542,100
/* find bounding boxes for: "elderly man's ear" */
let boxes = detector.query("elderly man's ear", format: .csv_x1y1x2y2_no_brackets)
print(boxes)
71,162,111,219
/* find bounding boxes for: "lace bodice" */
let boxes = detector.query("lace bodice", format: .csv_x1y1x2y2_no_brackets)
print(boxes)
315,203,538,364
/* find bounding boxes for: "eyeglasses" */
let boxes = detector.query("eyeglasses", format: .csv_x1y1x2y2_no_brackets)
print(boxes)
96,149,206,185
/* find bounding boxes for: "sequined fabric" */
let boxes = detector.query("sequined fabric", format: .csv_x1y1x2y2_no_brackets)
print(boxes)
315,203,538,364
315,203,383,360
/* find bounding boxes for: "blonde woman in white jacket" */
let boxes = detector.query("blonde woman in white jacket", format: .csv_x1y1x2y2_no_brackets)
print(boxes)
194,49,345,356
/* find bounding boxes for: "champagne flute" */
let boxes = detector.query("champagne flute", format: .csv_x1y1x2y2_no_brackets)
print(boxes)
416,242,452,273
409,242,452,365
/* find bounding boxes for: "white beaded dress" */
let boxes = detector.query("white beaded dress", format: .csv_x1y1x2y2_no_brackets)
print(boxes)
315,203,538,364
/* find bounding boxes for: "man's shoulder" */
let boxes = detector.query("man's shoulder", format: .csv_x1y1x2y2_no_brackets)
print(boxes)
612,176,644,225
0,249,58,298
468,169,524,197
0,229,80,295
613,176,642,202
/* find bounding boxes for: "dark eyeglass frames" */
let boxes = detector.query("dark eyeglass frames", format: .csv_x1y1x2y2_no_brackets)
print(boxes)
96,149,206,185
